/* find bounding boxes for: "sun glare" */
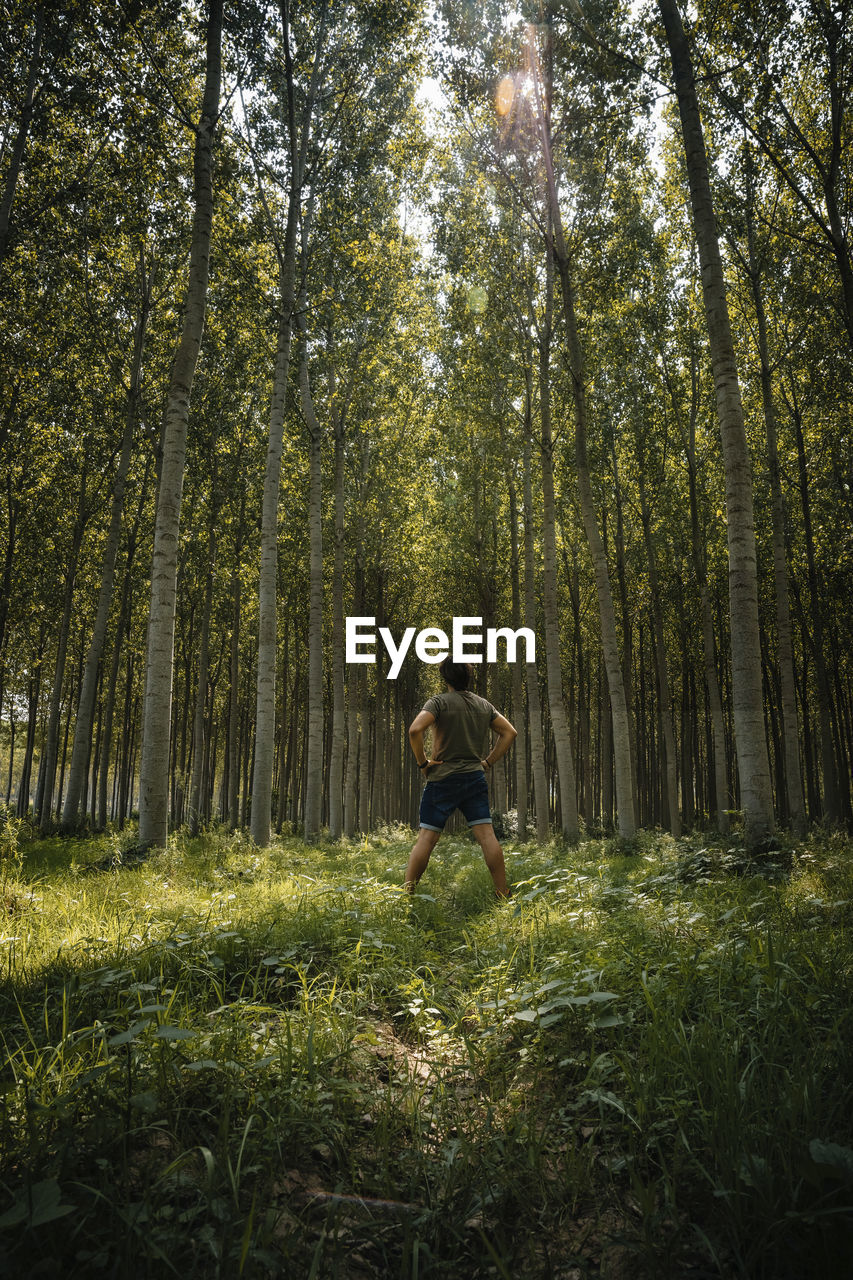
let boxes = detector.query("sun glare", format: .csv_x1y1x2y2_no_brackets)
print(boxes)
495,74,515,116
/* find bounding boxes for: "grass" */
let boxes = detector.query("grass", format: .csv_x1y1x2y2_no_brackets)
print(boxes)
0,815,852,1278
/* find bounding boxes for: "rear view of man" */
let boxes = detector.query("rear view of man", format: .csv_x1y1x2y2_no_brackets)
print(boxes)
405,657,517,897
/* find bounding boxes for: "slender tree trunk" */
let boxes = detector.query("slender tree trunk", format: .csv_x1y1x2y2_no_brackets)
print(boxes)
249,208,298,846
789,390,839,822
744,196,806,834
600,653,613,828
344,527,364,837
5,713,14,806
536,249,579,841
612,447,638,825
38,476,86,832
276,621,290,832
0,7,43,272
138,0,221,849
639,471,681,837
508,474,528,839
657,0,774,846
16,657,41,817
299,318,325,840
98,464,149,828
62,271,150,829
682,386,730,833
188,524,215,837
328,373,346,839
527,36,635,837
522,433,551,841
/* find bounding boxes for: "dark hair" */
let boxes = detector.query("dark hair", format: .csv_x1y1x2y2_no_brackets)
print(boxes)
439,657,472,690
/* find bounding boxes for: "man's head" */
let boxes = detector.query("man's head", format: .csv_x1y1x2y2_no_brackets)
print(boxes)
439,657,472,690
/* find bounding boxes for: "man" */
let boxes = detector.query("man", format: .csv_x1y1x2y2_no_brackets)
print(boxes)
405,656,517,897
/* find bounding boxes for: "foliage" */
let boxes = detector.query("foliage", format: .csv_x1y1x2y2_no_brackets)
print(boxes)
0,828,851,1276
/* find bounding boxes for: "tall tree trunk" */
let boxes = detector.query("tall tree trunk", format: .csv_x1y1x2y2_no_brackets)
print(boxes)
537,247,579,841
344,515,365,836
744,182,806,834
639,470,681,837
188,523,215,837
528,31,635,837
299,318,325,840
612,446,638,825
138,0,221,849
62,265,150,829
657,0,774,846
38,474,86,831
522,432,552,842
227,492,245,830
789,388,839,822
681,375,730,833
508,472,528,840
16,647,42,818
0,6,43,272
249,0,325,846
328,374,346,839
249,205,298,846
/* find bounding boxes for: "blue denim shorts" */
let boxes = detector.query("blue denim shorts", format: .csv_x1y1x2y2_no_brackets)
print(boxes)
419,770,492,831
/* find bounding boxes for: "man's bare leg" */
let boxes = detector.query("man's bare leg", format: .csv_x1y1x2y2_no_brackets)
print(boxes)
404,827,442,892
471,823,509,897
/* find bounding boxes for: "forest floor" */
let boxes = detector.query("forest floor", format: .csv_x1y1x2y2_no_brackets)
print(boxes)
0,820,852,1279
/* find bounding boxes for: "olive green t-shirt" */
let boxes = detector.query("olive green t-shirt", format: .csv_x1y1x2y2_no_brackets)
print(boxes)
421,690,499,782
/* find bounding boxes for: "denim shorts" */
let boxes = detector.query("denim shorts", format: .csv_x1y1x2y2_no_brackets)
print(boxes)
419,769,492,831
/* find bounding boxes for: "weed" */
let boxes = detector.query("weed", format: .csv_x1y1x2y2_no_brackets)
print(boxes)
0,826,851,1276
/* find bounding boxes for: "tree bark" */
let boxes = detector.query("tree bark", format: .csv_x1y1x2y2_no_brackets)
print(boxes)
527,31,636,837
0,6,43,272
299,314,325,840
508,472,528,839
657,0,774,847
328,366,346,838
789,388,840,822
522,433,552,842
138,0,221,850
38,473,86,832
639,469,681,837
744,182,806,834
188,522,215,837
249,204,298,845
62,264,150,830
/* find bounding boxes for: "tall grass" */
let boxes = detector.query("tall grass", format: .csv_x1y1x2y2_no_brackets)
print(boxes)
0,820,851,1277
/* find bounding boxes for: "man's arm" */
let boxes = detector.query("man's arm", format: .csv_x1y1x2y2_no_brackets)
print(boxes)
481,712,517,771
409,709,441,771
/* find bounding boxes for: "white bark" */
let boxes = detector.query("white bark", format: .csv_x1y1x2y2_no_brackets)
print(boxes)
658,0,774,847
62,269,150,829
138,0,222,849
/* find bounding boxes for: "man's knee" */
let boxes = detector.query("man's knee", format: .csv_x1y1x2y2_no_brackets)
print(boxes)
472,823,500,853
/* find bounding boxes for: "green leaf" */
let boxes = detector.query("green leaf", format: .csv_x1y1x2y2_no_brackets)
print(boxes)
130,1091,158,1112
109,1018,151,1046
154,1025,196,1041
0,1180,75,1229
809,1139,853,1179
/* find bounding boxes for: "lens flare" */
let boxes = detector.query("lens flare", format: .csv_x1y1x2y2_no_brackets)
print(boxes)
467,285,487,315
495,74,515,117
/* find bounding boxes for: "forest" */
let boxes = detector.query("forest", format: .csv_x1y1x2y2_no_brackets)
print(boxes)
1,0,852,1276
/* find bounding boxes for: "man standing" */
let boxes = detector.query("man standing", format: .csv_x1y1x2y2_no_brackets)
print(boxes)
405,657,517,897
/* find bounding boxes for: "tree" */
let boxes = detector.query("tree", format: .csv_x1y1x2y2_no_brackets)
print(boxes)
138,0,222,850
656,0,774,847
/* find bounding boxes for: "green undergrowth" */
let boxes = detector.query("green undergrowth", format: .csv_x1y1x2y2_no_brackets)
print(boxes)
1,821,852,1278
